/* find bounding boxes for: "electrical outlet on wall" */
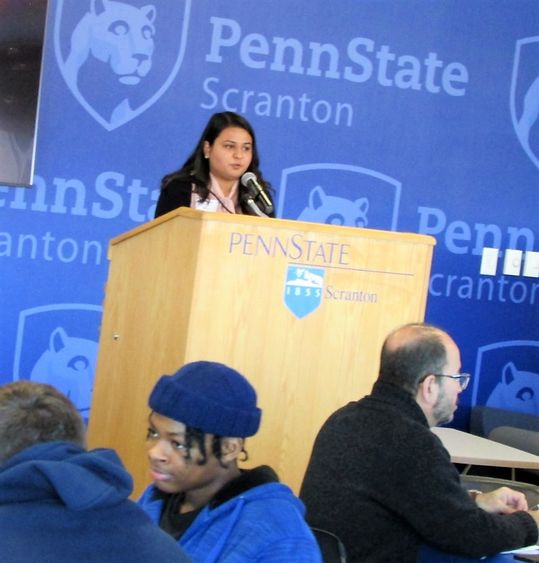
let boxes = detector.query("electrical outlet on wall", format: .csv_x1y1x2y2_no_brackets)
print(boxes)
480,247,499,276
523,251,539,278
502,249,523,276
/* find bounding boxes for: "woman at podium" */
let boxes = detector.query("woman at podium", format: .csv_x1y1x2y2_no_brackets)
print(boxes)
155,112,275,218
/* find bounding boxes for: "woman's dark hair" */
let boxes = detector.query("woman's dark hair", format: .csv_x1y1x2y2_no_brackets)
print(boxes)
160,111,271,205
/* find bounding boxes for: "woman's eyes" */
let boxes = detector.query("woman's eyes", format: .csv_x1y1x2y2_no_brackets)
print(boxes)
171,441,187,450
223,143,251,151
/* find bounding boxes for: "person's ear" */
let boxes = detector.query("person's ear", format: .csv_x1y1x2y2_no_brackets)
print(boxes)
415,374,441,427
417,374,439,404
203,141,210,159
220,437,243,463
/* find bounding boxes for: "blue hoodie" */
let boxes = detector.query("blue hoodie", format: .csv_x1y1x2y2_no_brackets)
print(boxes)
139,468,322,562
0,441,190,563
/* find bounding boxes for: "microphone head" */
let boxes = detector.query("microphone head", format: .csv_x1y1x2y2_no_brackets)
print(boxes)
241,172,257,187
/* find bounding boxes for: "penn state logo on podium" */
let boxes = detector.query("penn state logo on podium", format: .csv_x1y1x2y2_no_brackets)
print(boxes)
510,36,539,172
54,0,191,130
284,266,325,319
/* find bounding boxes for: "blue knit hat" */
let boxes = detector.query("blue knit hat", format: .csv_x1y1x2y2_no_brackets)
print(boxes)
149,361,261,437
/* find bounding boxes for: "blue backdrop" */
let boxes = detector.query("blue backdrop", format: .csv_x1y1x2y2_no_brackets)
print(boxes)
1,0,537,428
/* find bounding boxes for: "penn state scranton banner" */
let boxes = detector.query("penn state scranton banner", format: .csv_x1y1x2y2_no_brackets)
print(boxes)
0,0,537,428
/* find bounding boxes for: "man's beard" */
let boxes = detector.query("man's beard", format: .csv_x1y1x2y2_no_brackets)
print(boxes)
432,386,455,426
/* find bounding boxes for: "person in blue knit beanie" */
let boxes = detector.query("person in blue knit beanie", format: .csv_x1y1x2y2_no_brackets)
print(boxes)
138,360,322,562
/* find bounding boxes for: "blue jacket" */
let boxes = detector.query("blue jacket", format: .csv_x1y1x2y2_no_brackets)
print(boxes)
0,441,190,563
139,469,322,562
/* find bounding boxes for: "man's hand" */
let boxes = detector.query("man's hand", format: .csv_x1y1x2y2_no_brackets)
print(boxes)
527,504,539,530
475,486,529,514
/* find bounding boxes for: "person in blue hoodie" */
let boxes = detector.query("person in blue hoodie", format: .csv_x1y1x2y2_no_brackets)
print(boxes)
138,360,322,562
0,380,190,563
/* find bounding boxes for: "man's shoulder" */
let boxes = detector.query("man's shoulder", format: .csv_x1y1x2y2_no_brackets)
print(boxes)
117,500,190,561
325,399,363,423
324,395,403,428
0,498,189,563
319,395,434,456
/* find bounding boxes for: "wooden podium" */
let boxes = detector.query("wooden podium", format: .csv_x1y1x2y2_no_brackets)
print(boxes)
87,208,435,497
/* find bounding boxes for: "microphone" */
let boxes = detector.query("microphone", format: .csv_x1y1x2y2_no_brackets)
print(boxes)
241,194,269,218
241,172,273,215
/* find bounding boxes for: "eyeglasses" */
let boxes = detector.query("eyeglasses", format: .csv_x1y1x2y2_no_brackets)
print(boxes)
432,373,471,390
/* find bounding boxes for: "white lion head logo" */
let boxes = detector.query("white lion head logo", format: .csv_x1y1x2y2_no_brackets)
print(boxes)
511,37,539,173
64,0,156,87
30,327,98,419
54,0,191,130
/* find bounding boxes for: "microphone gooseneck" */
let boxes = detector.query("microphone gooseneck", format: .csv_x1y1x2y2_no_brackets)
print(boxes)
241,193,269,218
240,172,274,215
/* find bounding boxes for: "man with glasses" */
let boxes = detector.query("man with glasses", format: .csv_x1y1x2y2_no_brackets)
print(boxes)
300,322,539,562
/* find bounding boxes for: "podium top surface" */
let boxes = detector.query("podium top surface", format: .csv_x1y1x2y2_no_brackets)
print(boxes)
110,208,437,248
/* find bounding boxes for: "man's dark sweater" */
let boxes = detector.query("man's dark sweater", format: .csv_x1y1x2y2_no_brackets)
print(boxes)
300,380,537,562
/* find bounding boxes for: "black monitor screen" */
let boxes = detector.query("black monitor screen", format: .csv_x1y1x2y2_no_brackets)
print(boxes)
0,0,48,187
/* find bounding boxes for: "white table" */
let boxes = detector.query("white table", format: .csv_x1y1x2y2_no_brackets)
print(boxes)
431,427,539,476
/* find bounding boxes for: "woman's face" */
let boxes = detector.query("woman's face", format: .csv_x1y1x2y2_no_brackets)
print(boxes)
203,126,253,185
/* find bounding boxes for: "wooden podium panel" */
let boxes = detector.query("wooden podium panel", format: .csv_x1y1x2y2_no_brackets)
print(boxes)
88,209,435,496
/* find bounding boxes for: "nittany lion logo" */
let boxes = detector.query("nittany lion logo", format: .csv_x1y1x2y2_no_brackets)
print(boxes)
298,185,370,228
471,340,539,416
486,361,538,415
510,37,539,172
12,303,102,421
278,163,401,230
54,0,191,130
30,327,98,421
